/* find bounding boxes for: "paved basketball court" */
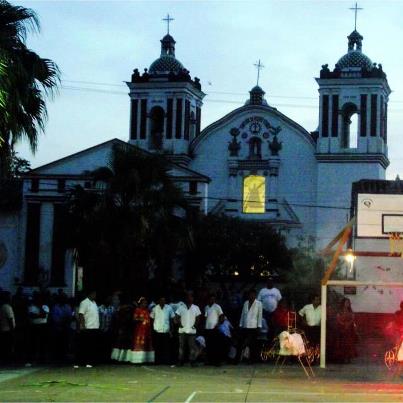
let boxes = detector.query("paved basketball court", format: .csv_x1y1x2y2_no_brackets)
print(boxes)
0,364,402,402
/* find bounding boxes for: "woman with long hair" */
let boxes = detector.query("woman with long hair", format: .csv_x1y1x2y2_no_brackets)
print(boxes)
334,297,358,363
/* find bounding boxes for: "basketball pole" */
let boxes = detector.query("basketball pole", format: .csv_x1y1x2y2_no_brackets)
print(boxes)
320,284,327,368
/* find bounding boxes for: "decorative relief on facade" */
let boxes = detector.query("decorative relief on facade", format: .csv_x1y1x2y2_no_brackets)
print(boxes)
268,135,283,156
229,116,283,158
228,127,241,156
240,116,271,130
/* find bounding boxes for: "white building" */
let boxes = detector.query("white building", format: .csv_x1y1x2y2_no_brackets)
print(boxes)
0,27,392,294
347,179,403,314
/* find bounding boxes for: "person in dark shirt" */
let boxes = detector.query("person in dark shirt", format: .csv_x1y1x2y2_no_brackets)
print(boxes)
50,294,73,362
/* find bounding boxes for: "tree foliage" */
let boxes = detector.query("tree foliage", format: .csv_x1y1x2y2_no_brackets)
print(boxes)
281,236,326,307
185,213,292,284
65,144,190,296
0,151,29,211
0,1,60,178
8,149,30,176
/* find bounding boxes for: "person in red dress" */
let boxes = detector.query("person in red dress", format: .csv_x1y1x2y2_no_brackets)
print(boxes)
272,299,289,336
130,297,155,363
111,297,154,363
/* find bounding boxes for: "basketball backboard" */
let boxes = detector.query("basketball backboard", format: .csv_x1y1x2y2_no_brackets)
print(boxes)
356,193,403,237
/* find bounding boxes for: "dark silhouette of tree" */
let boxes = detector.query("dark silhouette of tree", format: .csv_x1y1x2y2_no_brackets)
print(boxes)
65,144,190,296
0,1,60,178
185,213,292,285
8,150,30,177
283,236,326,308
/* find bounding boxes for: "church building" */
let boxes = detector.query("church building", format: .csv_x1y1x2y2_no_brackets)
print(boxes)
0,22,391,294
127,25,389,248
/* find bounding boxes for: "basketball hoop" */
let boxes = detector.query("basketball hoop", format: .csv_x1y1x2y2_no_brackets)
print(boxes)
388,232,403,258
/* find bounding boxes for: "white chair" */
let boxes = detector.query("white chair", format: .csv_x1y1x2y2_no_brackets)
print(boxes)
271,311,315,378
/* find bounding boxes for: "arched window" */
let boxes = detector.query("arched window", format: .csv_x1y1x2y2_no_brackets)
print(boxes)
149,106,165,150
248,137,262,159
341,103,358,148
349,113,358,148
243,175,265,214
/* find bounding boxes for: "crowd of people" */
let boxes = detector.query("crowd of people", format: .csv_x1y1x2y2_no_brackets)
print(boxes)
1,280,401,368
0,281,284,367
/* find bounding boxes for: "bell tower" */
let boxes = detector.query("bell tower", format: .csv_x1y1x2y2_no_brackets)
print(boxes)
315,24,391,248
126,16,205,165
316,30,390,159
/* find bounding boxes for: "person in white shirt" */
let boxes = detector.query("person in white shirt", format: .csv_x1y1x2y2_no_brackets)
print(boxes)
0,291,16,364
238,289,263,363
150,297,175,364
204,294,223,365
257,279,282,341
76,290,100,368
298,294,321,345
257,279,282,315
175,292,201,366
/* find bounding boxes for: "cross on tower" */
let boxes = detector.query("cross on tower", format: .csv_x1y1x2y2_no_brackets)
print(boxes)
349,2,363,31
254,59,264,86
162,13,174,34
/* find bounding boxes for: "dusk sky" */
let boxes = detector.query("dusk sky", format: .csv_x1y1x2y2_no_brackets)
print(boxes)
16,0,403,179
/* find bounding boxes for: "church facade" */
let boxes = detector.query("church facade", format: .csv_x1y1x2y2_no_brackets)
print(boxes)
0,26,391,294
127,29,389,247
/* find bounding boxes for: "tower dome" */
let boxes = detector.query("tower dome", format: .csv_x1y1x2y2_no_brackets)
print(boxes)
149,34,186,74
337,51,373,70
336,30,373,70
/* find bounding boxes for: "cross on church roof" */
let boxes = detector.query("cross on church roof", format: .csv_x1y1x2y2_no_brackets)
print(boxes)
349,2,363,31
254,59,264,86
163,13,174,34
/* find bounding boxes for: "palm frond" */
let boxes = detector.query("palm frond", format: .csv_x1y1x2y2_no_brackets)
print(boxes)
0,3,60,160
0,1,40,44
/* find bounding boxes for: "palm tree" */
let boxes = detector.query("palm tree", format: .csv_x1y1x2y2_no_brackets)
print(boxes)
0,1,60,178
66,144,190,295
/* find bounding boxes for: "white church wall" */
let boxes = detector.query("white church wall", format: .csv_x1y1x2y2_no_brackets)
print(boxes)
190,126,232,211
276,126,317,239
34,141,116,176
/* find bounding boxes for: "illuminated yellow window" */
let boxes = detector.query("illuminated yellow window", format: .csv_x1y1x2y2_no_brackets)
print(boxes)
243,175,265,213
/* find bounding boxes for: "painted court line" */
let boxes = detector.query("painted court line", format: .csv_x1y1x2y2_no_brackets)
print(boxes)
184,391,197,402
147,385,170,402
195,390,403,396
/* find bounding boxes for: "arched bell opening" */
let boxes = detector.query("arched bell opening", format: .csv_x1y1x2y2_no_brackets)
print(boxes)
341,102,359,149
149,106,165,150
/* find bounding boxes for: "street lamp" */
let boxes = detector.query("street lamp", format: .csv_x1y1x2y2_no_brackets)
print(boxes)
345,248,356,275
